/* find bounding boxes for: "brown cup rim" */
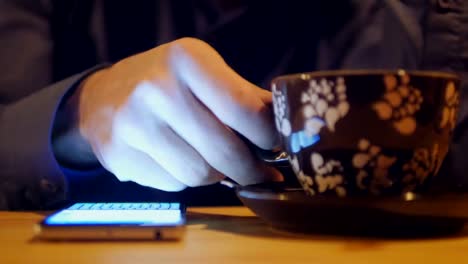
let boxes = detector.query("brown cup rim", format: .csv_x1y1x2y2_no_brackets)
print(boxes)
271,69,460,83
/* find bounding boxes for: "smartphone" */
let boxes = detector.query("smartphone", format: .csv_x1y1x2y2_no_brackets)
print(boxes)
35,202,186,241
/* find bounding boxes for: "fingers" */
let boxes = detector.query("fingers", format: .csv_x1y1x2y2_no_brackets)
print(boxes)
138,81,276,186
255,86,274,104
169,38,278,150
113,100,225,187
99,140,187,191
261,165,284,182
79,38,283,192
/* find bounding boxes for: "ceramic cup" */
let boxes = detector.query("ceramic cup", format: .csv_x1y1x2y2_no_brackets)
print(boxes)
271,70,460,197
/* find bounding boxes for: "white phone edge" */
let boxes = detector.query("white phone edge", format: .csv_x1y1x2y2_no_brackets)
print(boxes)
34,224,186,241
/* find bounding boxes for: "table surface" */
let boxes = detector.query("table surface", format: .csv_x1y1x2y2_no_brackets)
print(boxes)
1,206,468,264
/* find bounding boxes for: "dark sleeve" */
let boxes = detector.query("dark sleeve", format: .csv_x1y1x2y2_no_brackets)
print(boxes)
0,0,105,210
423,0,468,190
316,0,425,70
0,69,109,210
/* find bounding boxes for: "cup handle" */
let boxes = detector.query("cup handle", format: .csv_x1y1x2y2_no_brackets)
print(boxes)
235,132,290,168
220,144,291,189
252,147,290,168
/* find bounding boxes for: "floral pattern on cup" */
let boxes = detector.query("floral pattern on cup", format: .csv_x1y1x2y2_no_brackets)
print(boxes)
440,81,459,130
272,83,292,136
297,171,316,196
352,139,397,195
402,144,441,192
301,77,349,134
289,130,320,153
311,153,346,197
291,155,316,195
290,155,301,174
373,73,423,135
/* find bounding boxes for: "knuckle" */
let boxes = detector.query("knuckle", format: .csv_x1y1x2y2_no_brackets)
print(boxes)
223,97,258,126
133,78,179,108
211,144,245,171
132,80,154,99
223,85,260,111
172,37,209,52
113,171,131,182
158,183,187,192
101,153,131,182
112,107,138,140
99,143,124,178
168,37,213,61
133,80,162,102
183,163,215,187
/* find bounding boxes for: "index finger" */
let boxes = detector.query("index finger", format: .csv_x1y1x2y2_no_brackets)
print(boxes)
169,38,278,150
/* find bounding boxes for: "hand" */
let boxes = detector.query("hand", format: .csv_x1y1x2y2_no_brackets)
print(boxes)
77,38,281,191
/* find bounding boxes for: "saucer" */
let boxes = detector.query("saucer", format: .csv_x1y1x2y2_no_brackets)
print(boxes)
236,182,468,237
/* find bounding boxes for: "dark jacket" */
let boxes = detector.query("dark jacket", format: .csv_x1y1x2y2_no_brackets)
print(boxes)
1,0,467,210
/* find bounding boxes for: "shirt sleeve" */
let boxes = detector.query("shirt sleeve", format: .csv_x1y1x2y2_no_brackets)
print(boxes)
0,67,111,210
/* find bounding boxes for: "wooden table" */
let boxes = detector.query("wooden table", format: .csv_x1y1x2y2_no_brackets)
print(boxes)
1,207,467,264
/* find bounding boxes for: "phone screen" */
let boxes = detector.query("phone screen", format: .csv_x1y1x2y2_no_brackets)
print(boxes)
43,203,185,226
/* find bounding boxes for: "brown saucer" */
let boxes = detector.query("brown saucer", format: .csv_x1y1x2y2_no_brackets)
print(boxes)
236,182,468,237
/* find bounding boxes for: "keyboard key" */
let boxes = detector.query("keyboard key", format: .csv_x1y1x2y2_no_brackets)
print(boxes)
101,203,114,210
148,203,161,209
68,203,85,210
169,203,180,210
139,203,150,209
129,203,143,210
90,203,105,210
120,203,133,210
69,202,180,210
79,203,94,210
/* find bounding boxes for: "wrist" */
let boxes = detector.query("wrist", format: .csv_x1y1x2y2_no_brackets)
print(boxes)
52,68,109,169
76,67,111,146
